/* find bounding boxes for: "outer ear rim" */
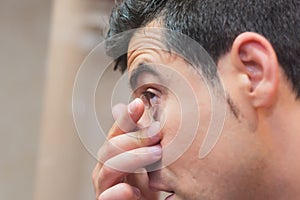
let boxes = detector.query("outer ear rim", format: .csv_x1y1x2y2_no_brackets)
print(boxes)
230,32,279,108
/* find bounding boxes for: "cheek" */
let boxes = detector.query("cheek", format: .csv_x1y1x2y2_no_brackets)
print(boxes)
158,88,210,156
167,135,267,198
159,98,182,147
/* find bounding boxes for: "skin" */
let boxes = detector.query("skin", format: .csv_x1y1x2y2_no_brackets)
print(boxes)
92,22,300,199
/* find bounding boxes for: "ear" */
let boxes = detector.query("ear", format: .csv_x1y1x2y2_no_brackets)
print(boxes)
230,32,279,108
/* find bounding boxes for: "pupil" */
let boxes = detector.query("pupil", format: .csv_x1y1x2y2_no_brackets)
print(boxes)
145,92,155,107
140,91,156,108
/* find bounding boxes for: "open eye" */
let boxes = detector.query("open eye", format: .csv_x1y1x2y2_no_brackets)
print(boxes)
140,88,161,108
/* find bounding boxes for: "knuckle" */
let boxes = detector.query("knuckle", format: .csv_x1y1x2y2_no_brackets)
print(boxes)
97,147,116,165
92,170,98,183
97,138,123,161
100,164,117,178
92,164,100,183
97,143,108,161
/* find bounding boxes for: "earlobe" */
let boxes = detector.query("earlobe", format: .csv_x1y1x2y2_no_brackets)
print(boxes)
230,32,279,108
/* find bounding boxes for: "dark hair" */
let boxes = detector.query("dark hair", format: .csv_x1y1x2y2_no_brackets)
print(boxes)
106,0,300,98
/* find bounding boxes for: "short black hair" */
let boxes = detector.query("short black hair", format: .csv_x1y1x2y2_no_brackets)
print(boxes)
106,0,300,98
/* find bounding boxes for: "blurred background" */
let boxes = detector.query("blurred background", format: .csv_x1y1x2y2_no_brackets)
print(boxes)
0,0,115,199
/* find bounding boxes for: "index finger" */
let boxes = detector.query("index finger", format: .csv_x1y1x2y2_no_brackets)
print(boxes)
108,98,144,139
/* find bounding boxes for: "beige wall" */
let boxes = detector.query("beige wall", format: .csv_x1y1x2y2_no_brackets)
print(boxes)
0,0,114,199
34,0,114,199
0,0,51,199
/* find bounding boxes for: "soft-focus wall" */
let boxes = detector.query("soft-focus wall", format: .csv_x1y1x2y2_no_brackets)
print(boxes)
0,0,51,199
34,0,114,200
0,0,114,199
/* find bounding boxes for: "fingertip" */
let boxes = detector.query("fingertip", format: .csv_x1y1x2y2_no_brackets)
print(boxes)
109,99,144,137
98,183,141,200
128,98,144,122
132,186,141,199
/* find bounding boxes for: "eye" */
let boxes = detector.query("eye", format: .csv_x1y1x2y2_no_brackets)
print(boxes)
140,88,161,108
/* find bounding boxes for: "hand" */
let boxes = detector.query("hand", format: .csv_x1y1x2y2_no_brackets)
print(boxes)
92,98,162,200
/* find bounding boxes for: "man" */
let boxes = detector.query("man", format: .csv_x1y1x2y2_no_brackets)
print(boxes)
92,0,300,199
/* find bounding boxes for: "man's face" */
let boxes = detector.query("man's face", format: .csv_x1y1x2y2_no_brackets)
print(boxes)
127,26,270,200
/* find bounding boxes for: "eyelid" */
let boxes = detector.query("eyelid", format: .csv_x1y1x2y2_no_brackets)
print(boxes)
140,87,161,108
145,88,161,97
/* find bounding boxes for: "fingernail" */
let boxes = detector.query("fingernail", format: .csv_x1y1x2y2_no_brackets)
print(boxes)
148,145,162,156
147,121,161,138
132,187,141,198
128,98,141,114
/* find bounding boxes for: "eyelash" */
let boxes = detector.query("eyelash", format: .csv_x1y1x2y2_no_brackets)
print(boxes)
140,88,161,108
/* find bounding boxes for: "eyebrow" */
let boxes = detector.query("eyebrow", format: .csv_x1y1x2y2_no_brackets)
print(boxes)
129,63,160,90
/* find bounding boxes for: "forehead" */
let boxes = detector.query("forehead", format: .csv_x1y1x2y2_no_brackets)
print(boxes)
127,27,169,70
126,23,208,90
128,21,164,52
127,30,191,85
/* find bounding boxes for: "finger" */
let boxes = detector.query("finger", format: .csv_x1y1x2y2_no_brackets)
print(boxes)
96,145,162,195
97,121,161,163
98,183,141,200
109,98,144,139
126,169,160,199
94,122,161,196
92,162,102,192
112,98,144,122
